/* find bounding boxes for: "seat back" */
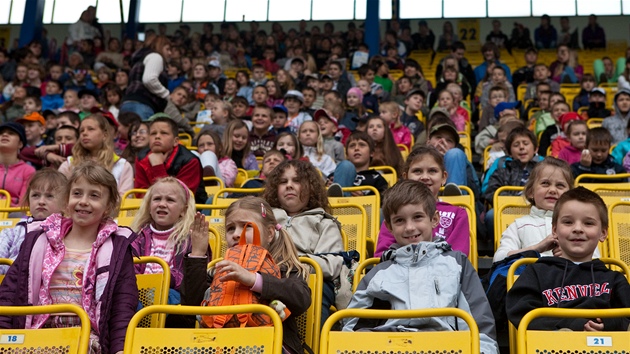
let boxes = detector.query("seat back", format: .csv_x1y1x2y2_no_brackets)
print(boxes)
517,308,630,354
329,186,380,255
495,203,532,252
440,185,475,209
0,210,25,231
0,304,90,354
120,189,148,217
203,176,225,199
178,133,193,147
234,168,249,187
609,202,630,267
576,173,630,187
459,132,473,162
447,201,478,270
506,257,538,354
320,308,480,354
297,257,323,354
196,204,231,258
124,305,283,354
329,203,368,262
369,166,397,187
352,257,380,292
0,191,14,218
133,256,171,328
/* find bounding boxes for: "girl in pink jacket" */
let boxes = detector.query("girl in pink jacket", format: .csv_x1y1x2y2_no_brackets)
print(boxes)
0,122,35,207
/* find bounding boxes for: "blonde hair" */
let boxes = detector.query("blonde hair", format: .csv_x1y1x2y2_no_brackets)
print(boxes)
379,101,402,128
64,163,120,218
131,177,196,255
298,121,325,161
226,197,308,280
72,114,116,170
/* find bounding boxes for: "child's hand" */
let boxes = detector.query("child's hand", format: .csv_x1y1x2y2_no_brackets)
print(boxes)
536,234,557,253
552,245,563,257
190,212,209,257
580,149,592,167
46,153,66,165
148,152,167,166
584,318,604,331
215,260,256,287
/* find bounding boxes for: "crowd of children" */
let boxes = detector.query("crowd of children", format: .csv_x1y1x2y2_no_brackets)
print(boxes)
0,18,629,354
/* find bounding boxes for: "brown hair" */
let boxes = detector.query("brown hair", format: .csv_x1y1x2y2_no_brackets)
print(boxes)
383,180,436,226
366,117,404,176
262,159,330,213
195,129,224,158
273,132,303,160
72,114,116,170
505,126,538,156
64,163,120,218
552,186,608,230
523,157,573,206
403,146,445,176
586,127,612,147
22,169,68,210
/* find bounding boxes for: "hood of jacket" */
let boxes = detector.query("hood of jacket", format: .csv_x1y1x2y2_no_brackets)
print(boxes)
613,87,630,119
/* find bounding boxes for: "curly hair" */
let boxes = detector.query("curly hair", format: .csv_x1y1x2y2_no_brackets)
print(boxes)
262,159,330,214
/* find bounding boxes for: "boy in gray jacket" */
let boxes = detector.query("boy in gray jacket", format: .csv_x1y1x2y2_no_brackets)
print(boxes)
343,180,498,354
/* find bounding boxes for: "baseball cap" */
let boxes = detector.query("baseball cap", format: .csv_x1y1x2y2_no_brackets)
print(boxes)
0,122,27,147
429,123,460,145
428,106,450,121
284,90,304,103
90,107,119,128
590,87,606,96
560,112,581,130
314,109,338,127
272,105,288,114
17,112,46,126
405,88,425,100
208,59,221,69
320,73,332,81
78,88,98,99
494,101,521,118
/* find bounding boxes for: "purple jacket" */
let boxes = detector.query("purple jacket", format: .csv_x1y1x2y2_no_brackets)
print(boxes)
0,221,138,354
375,201,470,257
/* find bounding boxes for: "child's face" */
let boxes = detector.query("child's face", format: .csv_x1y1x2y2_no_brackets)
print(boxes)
589,93,605,103
321,79,334,91
403,155,447,197
131,124,149,148
204,95,218,109
367,119,385,142
149,182,187,230
379,108,396,125
272,112,288,129
552,104,569,123
197,134,216,154
225,209,272,248
0,128,22,150
252,108,272,132
509,134,535,164
387,203,438,247
448,88,462,103
170,89,187,107
80,95,97,111
149,122,178,154
568,124,587,149
528,166,570,211
224,80,237,95
587,142,609,165
397,79,411,93
534,66,549,81
97,71,110,82
318,117,337,137
298,122,318,147
66,177,110,226
616,94,630,113
302,90,315,108
444,70,457,82
252,67,266,82
24,122,45,144
261,153,283,177
45,82,61,96
277,166,308,215
29,186,63,219
80,118,105,150
276,135,296,156
27,68,40,81
55,128,78,145
232,127,249,151
553,200,607,262
357,80,371,94
538,94,550,110
253,87,268,104
582,79,595,91
525,51,537,64
13,87,26,101
362,70,375,83
265,81,277,96
489,91,506,108
284,97,301,114
49,66,63,80
405,94,423,112
491,68,506,83
23,98,39,114
232,103,248,118
347,138,371,169
45,115,57,130
346,93,361,108
438,92,454,109
106,90,120,106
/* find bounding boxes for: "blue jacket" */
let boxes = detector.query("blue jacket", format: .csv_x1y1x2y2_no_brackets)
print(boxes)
474,61,512,85
41,94,64,111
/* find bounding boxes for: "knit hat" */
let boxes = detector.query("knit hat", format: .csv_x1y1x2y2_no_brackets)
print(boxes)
559,112,581,131
347,87,364,102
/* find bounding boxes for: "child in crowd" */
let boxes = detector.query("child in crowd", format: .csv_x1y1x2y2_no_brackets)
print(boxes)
17,112,46,148
480,66,516,108
525,64,560,101
365,117,404,176
59,114,133,196
375,147,471,257
131,177,209,306
0,122,35,207
120,122,148,170
0,169,67,274
0,163,138,354
602,88,630,144
274,132,303,161
436,89,467,131
298,120,336,177
528,90,552,135
78,89,99,119
301,87,317,116
557,119,588,164
1,86,26,122
401,89,425,138
539,101,570,156
135,115,206,204
262,159,343,322
392,76,413,106
252,85,269,107
329,131,389,198
249,105,276,157
550,112,582,157
59,89,80,113
315,109,345,163
183,197,310,353
271,105,290,135
19,124,78,169
475,102,521,156
224,119,258,171
357,79,378,113
284,90,312,133
236,70,254,105
506,187,630,331
571,127,627,183
345,180,498,354
114,111,142,154
572,74,596,111
611,118,630,165
265,79,284,107
102,84,123,120
195,129,234,187
340,90,365,132
493,157,576,262
23,96,42,116
580,87,611,120
480,86,508,131
203,100,234,137
485,120,525,170
379,101,411,149
235,150,286,191
41,80,64,111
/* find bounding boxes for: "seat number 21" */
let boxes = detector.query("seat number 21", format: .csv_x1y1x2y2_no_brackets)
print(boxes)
587,336,612,347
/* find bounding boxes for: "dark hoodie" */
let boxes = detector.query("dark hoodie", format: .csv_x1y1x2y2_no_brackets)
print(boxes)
602,88,630,144
506,257,630,331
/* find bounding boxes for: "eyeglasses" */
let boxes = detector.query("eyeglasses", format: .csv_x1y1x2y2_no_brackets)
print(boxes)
132,129,148,136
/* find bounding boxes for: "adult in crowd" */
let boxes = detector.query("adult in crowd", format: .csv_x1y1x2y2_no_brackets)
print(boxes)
558,16,579,49
549,44,583,84
120,35,172,120
94,38,125,70
486,20,509,50
509,22,533,50
66,7,101,48
412,20,435,51
436,42,476,89
534,14,557,49
437,21,458,52
473,42,512,86
582,14,606,49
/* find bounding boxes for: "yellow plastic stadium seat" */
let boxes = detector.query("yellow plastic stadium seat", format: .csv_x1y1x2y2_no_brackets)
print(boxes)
397,144,409,154
506,257,538,354
458,132,473,162
320,308,480,354
203,176,225,199
559,84,581,107
123,305,283,354
116,205,140,227
527,107,540,120
0,258,13,284
133,256,171,328
329,186,380,255
369,165,397,187
352,257,380,292
517,84,527,101
256,156,263,170
483,145,492,171
517,308,630,354
120,189,147,217
575,173,630,187
0,189,11,209
234,168,249,187
440,185,475,210
446,202,478,270
0,304,90,354
178,133,193,148
586,117,604,129
495,202,531,252
195,204,230,258
603,85,619,110
608,202,630,267
298,257,323,353
0,207,25,229
330,203,368,262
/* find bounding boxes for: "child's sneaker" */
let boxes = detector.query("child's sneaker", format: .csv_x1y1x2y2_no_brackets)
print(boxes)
442,183,462,196
327,183,343,197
